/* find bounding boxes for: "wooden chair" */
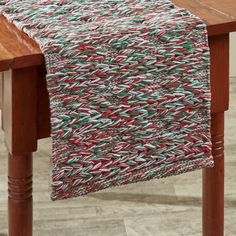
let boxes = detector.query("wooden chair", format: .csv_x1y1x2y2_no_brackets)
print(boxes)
0,1,236,235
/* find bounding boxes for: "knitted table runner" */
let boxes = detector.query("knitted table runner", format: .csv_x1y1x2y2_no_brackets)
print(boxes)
0,0,213,200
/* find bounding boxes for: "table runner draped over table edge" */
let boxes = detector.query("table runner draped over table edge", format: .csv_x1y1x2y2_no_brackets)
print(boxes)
0,0,213,201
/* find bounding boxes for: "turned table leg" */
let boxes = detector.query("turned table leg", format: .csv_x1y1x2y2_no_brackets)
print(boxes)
203,113,225,236
8,153,33,236
202,34,229,236
2,67,38,236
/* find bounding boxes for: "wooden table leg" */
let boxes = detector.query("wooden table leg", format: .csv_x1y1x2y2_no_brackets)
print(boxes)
8,153,33,236
2,67,38,236
203,112,225,236
202,34,229,236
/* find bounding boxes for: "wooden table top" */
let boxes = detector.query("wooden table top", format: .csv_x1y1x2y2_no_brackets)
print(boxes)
0,0,236,72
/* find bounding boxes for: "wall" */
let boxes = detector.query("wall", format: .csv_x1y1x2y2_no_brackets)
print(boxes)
230,33,236,77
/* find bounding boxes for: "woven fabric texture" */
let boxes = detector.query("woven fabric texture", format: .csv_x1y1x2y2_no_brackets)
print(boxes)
1,0,213,200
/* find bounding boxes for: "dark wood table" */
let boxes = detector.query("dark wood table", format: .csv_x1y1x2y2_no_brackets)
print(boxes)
0,0,236,235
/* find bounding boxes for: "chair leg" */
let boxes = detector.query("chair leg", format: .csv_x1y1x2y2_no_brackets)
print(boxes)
203,112,224,236
8,153,33,236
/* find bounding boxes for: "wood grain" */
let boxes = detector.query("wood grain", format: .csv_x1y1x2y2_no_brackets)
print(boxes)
0,15,43,72
2,68,38,154
173,0,236,36
209,34,230,114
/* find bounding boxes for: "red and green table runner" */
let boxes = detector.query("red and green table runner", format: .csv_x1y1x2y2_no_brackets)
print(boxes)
0,0,213,200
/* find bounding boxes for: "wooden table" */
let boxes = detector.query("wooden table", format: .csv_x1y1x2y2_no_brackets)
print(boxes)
0,1,236,235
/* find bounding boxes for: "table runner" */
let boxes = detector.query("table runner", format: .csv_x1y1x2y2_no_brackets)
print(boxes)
0,0,213,200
